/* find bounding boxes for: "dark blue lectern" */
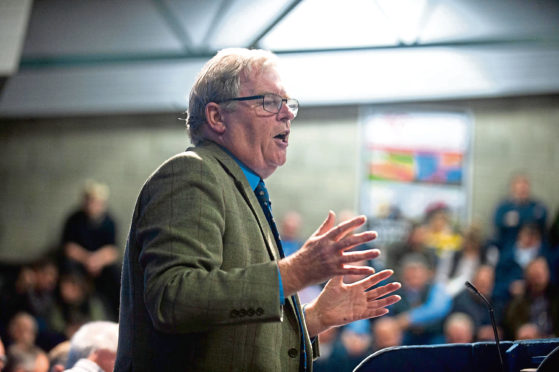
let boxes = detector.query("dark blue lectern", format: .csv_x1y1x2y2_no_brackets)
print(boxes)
354,339,559,372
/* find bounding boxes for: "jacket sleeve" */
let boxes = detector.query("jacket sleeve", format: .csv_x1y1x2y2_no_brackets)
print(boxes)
135,153,282,333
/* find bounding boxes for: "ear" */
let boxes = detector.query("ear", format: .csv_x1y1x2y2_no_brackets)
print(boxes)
205,102,227,135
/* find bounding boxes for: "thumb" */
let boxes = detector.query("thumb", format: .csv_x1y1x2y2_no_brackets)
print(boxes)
313,211,336,237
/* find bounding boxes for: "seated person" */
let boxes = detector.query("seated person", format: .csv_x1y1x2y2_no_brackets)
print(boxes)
391,254,452,345
444,312,475,344
7,312,38,351
63,321,118,372
503,257,559,339
515,323,544,340
451,265,504,341
48,272,109,340
423,202,463,257
439,225,486,297
493,223,547,308
60,180,121,319
386,223,437,280
493,173,548,252
5,344,49,372
371,317,403,352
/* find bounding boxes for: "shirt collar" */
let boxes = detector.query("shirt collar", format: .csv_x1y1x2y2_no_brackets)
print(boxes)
219,145,261,191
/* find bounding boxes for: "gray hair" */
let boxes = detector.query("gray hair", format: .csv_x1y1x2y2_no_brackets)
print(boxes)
65,321,118,368
444,312,474,333
6,345,46,372
186,48,279,145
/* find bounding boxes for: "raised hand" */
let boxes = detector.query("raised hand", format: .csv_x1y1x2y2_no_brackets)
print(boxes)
304,270,401,337
278,211,381,296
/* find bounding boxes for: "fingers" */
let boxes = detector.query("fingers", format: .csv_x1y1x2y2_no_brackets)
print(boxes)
367,294,401,309
313,210,336,237
366,308,390,318
340,265,376,277
341,249,380,264
352,269,394,289
366,282,401,301
337,231,378,252
326,215,368,241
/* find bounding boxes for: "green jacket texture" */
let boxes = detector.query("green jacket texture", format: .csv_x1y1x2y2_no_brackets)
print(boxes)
114,141,317,371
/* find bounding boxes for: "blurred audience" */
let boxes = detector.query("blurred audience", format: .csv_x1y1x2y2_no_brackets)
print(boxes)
391,253,452,345
279,211,304,257
0,336,6,372
47,341,70,372
371,317,403,351
493,173,548,251
1,172,558,371
387,223,437,279
503,257,559,339
451,265,503,341
339,322,372,370
5,345,48,372
444,312,475,344
423,202,463,257
60,180,121,320
64,321,118,372
438,224,486,297
516,323,544,340
49,272,109,340
313,322,372,372
7,313,38,351
493,223,547,308
313,327,341,372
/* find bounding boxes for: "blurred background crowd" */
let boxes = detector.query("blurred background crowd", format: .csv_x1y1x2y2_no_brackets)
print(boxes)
290,173,559,371
0,176,557,372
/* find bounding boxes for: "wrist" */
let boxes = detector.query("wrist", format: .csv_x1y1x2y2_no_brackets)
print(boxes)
303,300,328,338
277,256,306,296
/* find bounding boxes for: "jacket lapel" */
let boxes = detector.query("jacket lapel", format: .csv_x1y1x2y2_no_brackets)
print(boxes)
196,142,307,349
201,142,280,262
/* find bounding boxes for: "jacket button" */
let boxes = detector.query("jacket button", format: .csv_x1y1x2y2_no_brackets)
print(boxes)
239,309,247,317
230,310,239,318
288,348,298,358
247,308,255,317
256,307,264,316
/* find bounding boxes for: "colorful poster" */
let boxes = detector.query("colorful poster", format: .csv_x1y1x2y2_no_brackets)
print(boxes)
360,109,472,227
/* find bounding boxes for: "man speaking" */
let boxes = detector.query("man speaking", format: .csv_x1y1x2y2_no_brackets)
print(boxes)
115,48,401,372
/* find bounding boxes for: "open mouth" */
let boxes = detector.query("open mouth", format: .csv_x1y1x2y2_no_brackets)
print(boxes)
274,131,289,143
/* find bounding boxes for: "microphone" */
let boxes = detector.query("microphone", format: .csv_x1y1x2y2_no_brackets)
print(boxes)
465,281,505,372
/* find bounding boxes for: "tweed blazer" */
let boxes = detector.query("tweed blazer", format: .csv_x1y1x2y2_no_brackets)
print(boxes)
115,141,316,371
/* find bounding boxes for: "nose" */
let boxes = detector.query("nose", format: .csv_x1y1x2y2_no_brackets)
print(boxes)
278,100,295,122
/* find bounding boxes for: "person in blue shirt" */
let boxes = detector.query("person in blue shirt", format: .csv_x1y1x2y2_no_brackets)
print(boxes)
280,211,304,257
493,173,548,252
391,253,452,345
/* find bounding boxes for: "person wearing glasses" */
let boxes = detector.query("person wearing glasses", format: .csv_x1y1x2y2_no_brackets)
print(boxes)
115,48,400,372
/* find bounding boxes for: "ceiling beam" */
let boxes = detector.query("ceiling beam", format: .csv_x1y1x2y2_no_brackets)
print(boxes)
248,0,303,49
151,0,194,53
201,0,234,47
18,37,559,70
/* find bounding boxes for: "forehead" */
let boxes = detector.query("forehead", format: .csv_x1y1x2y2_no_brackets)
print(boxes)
240,66,287,96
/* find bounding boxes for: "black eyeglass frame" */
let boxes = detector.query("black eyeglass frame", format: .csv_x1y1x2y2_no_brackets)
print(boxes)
217,93,299,117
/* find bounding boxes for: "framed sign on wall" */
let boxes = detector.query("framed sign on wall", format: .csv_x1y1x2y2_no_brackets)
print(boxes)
359,107,473,248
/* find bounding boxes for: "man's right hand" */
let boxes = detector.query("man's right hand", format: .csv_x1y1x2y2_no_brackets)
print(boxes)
278,211,380,296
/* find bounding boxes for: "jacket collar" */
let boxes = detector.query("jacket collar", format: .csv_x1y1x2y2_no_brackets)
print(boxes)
192,141,280,261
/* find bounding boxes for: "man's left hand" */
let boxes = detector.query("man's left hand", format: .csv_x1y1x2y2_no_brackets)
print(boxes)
304,270,401,337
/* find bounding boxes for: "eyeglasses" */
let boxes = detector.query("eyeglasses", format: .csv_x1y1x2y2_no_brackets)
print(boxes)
219,93,299,118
